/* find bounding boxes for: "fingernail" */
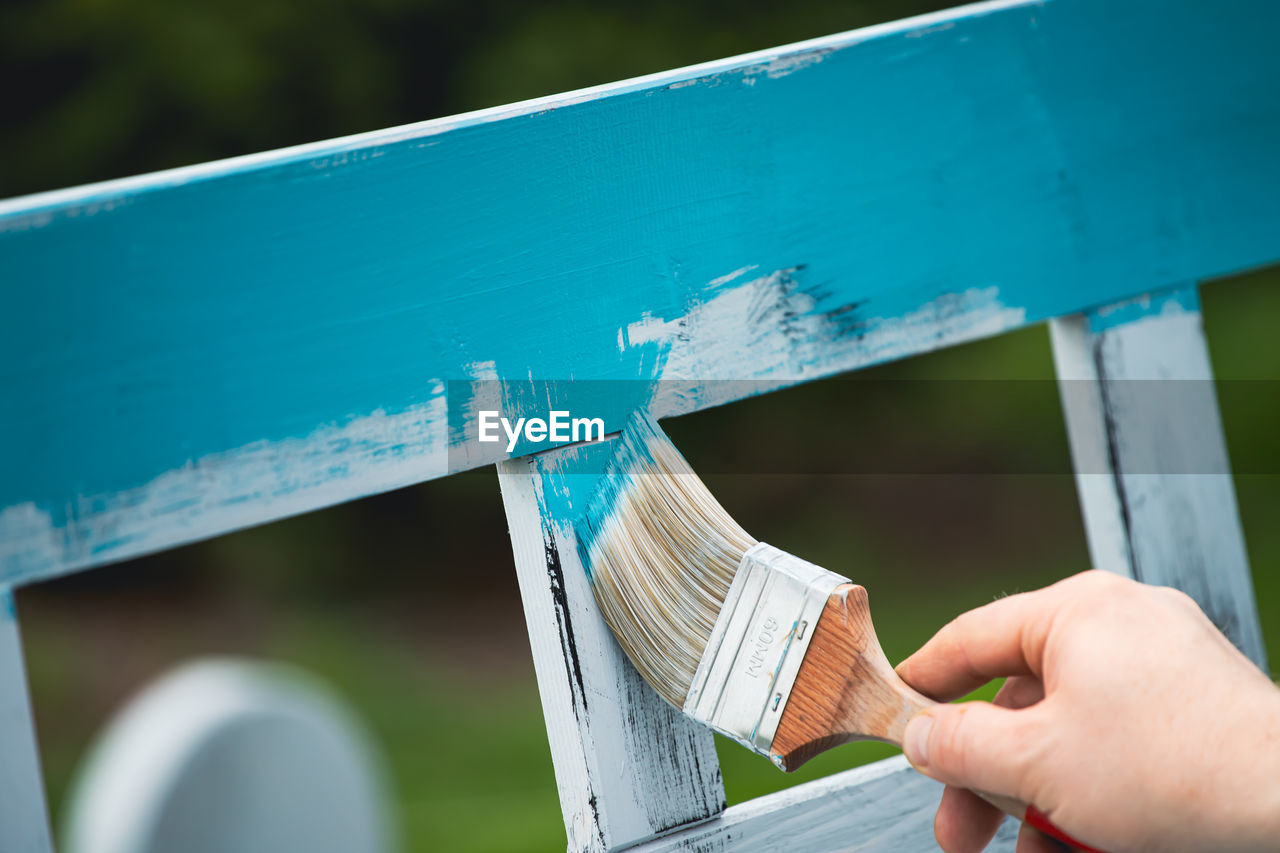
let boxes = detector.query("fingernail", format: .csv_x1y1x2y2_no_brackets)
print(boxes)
904,715,933,769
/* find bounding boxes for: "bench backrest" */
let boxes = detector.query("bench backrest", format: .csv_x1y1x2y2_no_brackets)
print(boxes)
1,0,1273,849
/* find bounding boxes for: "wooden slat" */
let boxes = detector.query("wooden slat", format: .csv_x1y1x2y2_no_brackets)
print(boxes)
631,756,1017,852
1050,287,1267,669
498,443,724,852
5,0,1280,583
0,588,54,853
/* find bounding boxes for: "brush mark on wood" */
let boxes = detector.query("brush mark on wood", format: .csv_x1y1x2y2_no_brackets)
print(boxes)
500,451,723,851
1050,287,1267,670
7,0,1280,584
543,530,589,715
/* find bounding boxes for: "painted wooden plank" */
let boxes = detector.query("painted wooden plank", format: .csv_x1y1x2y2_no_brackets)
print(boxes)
1050,287,1267,669
0,588,54,853
6,0,1280,584
497,442,724,852
630,756,1017,852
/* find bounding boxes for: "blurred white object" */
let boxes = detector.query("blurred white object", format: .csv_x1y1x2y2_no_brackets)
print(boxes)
62,658,396,853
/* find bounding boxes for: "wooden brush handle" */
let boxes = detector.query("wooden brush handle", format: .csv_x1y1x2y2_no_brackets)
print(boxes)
772,584,1106,853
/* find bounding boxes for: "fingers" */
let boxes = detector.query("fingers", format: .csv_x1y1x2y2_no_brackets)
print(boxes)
934,785,1005,853
897,570,1126,701
903,701,1047,800
1016,820,1069,853
896,590,1056,701
994,676,1044,710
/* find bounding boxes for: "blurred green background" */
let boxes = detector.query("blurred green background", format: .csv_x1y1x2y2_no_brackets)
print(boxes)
4,1,1277,851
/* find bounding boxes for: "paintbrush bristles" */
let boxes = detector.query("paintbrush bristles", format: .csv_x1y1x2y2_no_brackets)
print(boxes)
577,412,756,708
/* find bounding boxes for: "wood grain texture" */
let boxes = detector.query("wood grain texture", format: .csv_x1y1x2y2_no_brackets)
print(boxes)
0,588,54,853
6,0,1280,583
772,585,932,771
498,445,724,852
629,756,1018,852
1050,287,1267,670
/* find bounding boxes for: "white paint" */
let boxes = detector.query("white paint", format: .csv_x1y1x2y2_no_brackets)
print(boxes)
707,265,759,287
624,273,1025,414
630,756,1018,852
907,21,959,38
624,313,684,349
1050,316,1134,577
0,587,54,853
63,659,394,853
1051,292,1267,668
1,386,448,585
463,359,498,380
744,50,830,81
498,452,724,852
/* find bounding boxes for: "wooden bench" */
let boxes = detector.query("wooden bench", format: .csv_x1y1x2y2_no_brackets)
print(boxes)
1,0,1273,849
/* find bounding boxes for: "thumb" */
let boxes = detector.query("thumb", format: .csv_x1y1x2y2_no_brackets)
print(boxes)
902,701,1044,800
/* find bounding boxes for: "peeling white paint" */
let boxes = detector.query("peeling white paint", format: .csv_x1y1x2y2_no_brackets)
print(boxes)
745,49,832,81
621,270,1025,414
708,264,759,287
1050,294,1267,669
906,21,957,38
463,359,498,380
624,313,684,349
1,386,448,584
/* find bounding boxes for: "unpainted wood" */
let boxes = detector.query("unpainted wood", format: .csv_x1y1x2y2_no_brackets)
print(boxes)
1050,286,1267,670
0,588,54,853
498,446,724,852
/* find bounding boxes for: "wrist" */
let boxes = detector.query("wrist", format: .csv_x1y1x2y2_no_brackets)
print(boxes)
1224,683,1280,850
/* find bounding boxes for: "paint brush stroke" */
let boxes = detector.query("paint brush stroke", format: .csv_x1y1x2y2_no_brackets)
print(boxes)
0,387,447,583
627,269,1026,415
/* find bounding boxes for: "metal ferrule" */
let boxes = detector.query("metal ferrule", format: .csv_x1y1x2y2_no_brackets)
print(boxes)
682,542,848,766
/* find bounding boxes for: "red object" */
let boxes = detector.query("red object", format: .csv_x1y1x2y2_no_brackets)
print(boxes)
1025,804,1108,853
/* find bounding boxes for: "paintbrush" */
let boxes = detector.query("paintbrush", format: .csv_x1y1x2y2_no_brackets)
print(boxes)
575,410,1102,853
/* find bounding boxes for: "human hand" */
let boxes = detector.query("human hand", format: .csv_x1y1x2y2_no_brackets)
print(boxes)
895,570,1280,853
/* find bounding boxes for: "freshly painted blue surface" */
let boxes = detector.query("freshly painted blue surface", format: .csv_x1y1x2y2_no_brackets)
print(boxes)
3,0,1280,582
534,439,618,536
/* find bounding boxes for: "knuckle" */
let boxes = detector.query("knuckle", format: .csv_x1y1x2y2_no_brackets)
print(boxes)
1159,585,1200,613
1064,569,1126,607
1073,568,1116,587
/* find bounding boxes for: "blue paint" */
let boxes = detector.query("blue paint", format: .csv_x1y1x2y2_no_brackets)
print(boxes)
573,412,670,577
3,0,1280,581
1085,286,1200,333
533,439,619,522
1,588,13,621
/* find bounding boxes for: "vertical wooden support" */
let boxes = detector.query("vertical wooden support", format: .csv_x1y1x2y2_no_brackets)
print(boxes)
0,586,54,852
498,440,725,853
1050,286,1267,669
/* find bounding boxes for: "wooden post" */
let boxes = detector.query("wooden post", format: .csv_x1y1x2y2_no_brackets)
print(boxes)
498,441,725,852
0,587,54,852
1050,286,1267,670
